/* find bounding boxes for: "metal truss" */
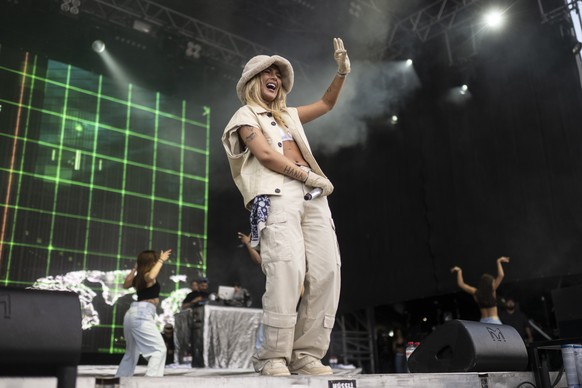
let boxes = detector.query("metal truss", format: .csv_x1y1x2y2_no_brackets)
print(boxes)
375,0,484,61
538,0,582,89
77,0,309,78
538,0,581,25
330,308,378,373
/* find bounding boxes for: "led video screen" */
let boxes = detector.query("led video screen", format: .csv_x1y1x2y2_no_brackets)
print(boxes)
0,47,210,354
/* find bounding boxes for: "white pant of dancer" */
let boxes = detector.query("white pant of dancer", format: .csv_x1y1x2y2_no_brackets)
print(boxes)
115,301,167,377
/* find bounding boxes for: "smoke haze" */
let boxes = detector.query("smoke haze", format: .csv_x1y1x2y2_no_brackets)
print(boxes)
290,60,421,154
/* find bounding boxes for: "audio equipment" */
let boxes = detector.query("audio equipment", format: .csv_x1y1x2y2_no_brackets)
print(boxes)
0,287,82,388
408,319,528,373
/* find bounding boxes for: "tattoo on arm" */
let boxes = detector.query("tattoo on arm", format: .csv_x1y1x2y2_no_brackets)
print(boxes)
282,166,304,180
243,128,257,144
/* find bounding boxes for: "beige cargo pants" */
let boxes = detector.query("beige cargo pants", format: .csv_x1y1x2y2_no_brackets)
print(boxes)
252,176,342,371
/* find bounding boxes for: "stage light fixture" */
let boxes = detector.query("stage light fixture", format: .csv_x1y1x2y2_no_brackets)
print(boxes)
113,35,147,50
92,40,105,53
484,9,504,28
186,41,202,59
348,1,361,17
390,115,399,125
460,84,468,95
406,59,413,66
60,0,71,12
133,20,152,34
60,0,80,15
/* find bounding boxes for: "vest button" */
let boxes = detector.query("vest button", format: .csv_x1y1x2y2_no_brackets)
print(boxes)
275,188,281,193
267,112,273,117
271,121,276,126
277,142,282,147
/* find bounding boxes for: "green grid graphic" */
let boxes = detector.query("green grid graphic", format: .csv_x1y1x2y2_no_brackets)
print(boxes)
0,48,210,353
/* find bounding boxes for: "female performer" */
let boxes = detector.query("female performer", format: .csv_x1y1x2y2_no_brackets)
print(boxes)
222,38,350,376
451,256,510,324
115,249,171,377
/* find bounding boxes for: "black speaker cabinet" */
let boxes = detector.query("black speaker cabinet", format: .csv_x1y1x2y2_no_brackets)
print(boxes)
190,306,205,367
0,287,82,388
408,319,528,373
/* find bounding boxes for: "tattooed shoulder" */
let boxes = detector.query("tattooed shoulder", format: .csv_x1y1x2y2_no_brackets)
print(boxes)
244,128,257,143
238,126,258,144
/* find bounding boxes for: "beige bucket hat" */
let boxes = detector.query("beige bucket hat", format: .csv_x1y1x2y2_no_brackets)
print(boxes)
236,55,294,103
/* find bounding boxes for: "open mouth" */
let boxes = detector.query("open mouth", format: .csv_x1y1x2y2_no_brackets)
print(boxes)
266,82,277,91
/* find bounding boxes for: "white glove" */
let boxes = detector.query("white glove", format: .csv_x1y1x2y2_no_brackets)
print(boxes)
305,171,334,197
334,37,351,76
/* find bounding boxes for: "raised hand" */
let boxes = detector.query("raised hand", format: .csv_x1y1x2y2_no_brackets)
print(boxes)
333,38,351,76
159,249,172,262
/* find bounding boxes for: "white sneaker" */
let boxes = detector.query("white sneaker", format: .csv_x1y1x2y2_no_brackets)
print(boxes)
290,360,333,375
260,358,291,376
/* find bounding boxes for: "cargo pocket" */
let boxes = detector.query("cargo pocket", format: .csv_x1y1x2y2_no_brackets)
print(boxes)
260,211,292,263
311,314,336,352
259,311,297,356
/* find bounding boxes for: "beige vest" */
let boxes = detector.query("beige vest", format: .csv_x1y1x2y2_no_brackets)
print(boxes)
222,104,326,209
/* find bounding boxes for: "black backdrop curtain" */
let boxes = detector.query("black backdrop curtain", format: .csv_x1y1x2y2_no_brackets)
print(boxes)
329,4,582,313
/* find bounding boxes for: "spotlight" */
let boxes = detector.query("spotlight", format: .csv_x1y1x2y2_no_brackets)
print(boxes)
406,59,413,66
460,84,468,95
92,40,105,53
484,9,504,28
390,115,399,125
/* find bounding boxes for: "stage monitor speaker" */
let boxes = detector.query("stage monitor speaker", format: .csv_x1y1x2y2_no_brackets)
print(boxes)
0,287,82,388
408,319,528,373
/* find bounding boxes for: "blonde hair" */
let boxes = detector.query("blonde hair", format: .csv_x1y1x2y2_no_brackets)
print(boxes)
242,74,288,127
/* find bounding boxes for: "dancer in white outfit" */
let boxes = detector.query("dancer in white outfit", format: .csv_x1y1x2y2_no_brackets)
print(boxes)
115,249,171,377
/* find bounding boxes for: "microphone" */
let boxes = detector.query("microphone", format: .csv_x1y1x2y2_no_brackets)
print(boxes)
304,187,322,201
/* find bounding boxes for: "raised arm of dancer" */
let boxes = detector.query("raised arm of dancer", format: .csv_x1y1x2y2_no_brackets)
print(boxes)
145,249,172,283
493,256,509,290
123,264,138,289
238,232,262,266
451,266,477,295
297,38,350,124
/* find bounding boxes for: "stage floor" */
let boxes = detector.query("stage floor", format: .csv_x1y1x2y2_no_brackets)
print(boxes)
0,366,567,388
